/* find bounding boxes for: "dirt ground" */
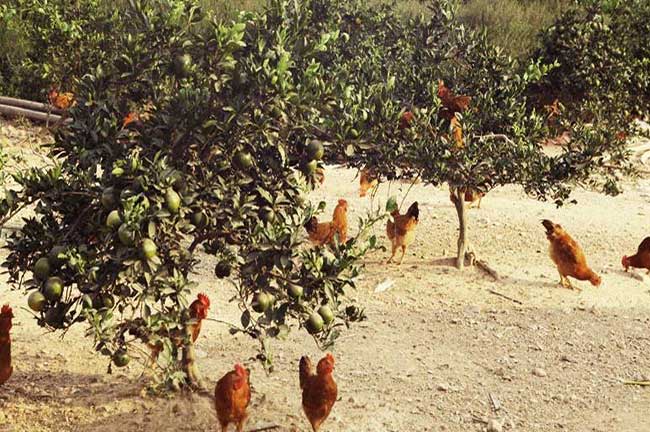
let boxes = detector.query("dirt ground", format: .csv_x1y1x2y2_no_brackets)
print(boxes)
1,119,649,432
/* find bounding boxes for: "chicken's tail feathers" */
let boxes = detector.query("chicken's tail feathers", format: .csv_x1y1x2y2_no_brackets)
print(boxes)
406,201,419,221
299,356,314,389
304,217,318,233
541,219,555,233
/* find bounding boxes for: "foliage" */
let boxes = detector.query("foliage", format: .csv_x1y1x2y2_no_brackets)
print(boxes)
3,0,377,390
0,0,121,99
535,0,650,118
300,0,633,268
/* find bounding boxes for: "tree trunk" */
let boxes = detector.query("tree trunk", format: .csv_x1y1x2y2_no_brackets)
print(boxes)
451,186,468,270
181,326,203,390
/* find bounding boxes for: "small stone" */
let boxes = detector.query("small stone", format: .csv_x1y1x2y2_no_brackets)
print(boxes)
532,367,547,377
487,418,503,432
436,383,449,392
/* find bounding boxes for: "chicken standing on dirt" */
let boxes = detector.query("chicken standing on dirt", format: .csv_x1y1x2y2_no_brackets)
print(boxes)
214,364,251,432
300,354,338,432
386,201,419,264
359,169,378,197
622,237,650,273
542,220,601,290
148,293,210,364
305,199,348,246
0,304,14,386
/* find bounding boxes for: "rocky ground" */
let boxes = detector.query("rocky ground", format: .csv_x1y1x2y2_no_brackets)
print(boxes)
0,119,649,432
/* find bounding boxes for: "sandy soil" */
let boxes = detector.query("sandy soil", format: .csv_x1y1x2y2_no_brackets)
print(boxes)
1,120,649,432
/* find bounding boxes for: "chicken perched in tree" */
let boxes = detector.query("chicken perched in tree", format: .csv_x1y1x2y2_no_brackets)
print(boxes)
622,237,650,273
359,169,379,197
386,201,419,265
48,87,75,110
299,354,338,432
542,220,601,290
0,304,14,386
148,293,210,364
437,79,471,120
305,199,348,246
214,364,251,432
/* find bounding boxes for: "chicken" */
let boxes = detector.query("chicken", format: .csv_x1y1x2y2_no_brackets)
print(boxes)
122,111,140,128
450,116,464,149
449,187,484,209
399,110,414,129
214,364,251,432
386,201,419,264
622,237,650,273
149,293,210,363
331,199,348,244
359,169,378,197
437,80,471,120
0,304,13,386
542,220,601,290
315,167,325,186
305,199,348,246
48,88,75,110
299,354,338,432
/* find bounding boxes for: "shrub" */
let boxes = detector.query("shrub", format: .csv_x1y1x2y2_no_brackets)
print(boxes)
535,0,650,117
4,0,377,390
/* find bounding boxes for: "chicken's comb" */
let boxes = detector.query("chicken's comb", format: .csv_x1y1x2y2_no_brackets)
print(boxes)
234,363,247,377
197,293,210,308
324,353,335,364
338,199,347,205
1,304,13,317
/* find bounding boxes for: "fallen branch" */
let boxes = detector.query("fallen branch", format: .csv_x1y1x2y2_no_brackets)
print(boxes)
0,96,63,115
488,392,501,413
476,133,516,146
248,426,281,432
622,380,650,386
0,103,68,124
475,259,500,280
487,288,523,305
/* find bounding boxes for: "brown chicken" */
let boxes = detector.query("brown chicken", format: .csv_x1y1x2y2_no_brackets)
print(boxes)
449,116,464,149
437,80,471,120
449,187,484,209
359,169,378,197
542,220,601,290
149,293,210,363
48,88,75,110
315,167,325,186
622,237,650,273
0,304,13,386
214,364,251,432
386,201,419,264
399,110,414,129
305,199,348,246
300,354,338,432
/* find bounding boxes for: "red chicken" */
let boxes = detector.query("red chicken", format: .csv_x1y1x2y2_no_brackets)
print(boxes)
300,353,338,432
0,304,13,386
149,293,210,363
214,363,251,432
622,237,650,273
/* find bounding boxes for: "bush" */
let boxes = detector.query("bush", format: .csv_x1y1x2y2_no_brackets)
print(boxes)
535,1,650,117
0,0,121,100
4,0,377,390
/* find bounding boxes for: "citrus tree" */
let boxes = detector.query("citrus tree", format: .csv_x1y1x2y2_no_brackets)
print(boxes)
3,0,377,390
314,0,634,270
